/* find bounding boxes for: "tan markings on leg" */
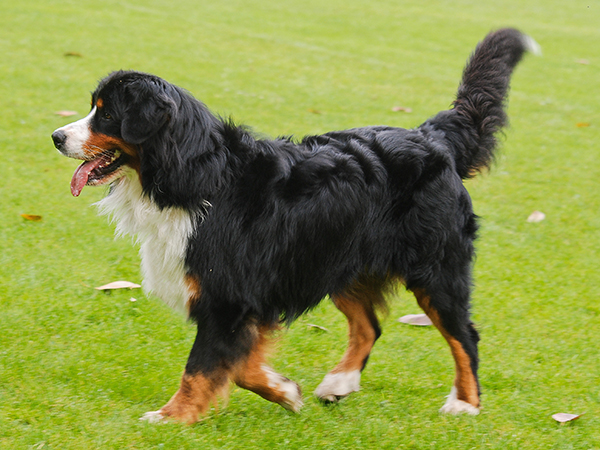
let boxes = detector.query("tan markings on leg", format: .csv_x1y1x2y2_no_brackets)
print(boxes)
185,274,202,315
142,370,229,424
315,277,385,401
232,325,303,412
413,289,480,409
445,336,479,407
330,296,379,374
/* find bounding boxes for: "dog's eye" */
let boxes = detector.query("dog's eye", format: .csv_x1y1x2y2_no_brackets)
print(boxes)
102,112,113,121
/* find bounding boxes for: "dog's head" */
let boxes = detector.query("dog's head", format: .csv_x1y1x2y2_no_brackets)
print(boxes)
52,71,177,197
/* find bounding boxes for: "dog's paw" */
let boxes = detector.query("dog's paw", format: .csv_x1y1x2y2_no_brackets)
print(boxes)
140,410,168,423
314,370,361,402
263,365,304,412
280,385,304,413
439,387,480,415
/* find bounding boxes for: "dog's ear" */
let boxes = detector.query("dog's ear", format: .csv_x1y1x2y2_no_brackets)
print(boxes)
121,79,175,144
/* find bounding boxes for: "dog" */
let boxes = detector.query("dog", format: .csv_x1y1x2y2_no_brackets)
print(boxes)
52,28,537,423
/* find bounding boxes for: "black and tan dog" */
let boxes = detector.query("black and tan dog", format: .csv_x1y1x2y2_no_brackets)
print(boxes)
52,28,537,423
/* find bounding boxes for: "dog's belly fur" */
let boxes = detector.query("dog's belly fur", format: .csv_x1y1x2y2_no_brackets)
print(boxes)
96,172,195,314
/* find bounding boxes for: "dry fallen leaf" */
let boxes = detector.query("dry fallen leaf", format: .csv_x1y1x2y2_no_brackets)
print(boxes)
576,122,591,128
527,211,546,223
398,314,433,326
21,214,42,222
307,108,322,115
392,106,413,113
552,413,583,423
307,323,330,332
95,281,142,290
64,52,83,57
55,111,78,117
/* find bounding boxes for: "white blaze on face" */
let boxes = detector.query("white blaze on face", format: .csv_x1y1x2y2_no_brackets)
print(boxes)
53,107,96,158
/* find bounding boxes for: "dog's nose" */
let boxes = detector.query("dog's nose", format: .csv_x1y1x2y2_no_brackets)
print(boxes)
52,130,67,149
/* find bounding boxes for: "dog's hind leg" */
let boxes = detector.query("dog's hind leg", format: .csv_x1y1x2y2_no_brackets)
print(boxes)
411,286,481,415
314,277,384,402
231,325,303,412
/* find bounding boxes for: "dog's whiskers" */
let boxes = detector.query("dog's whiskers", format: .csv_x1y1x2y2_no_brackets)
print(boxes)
84,145,121,160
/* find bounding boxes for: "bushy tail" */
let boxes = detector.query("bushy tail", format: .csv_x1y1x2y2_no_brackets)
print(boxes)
423,28,540,179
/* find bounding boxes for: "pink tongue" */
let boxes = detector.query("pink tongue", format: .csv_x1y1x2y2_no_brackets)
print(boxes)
71,159,104,197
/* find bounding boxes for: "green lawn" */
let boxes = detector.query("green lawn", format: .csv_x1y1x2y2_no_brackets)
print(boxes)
1,0,600,448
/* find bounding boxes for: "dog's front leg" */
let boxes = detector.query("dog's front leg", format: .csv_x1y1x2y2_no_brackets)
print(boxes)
141,369,229,424
141,318,255,424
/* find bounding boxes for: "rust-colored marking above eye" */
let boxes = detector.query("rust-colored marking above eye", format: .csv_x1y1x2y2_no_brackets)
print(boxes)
96,98,104,109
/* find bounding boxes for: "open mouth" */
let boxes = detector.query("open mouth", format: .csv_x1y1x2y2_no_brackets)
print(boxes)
71,149,128,196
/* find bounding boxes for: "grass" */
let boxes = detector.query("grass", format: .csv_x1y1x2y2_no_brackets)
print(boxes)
1,0,600,448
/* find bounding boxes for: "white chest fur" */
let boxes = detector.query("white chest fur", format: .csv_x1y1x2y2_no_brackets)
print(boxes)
95,173,195,315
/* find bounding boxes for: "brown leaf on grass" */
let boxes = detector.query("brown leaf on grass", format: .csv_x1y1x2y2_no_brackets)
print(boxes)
527,211,546,223
95,281,142,290
576,122,591,128
64,52,83,57
392,106,413,113
55,111,78,117
398,314,433,326
307,108,322,115
21,214,42,222
307,323,330,332
552,413,583,423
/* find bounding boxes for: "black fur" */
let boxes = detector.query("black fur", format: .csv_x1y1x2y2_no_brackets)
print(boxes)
88,29,530,392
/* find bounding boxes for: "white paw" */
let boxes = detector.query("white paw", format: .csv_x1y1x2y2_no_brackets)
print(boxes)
140,410,168,423
263,365,304,412
314,370,361,402
281,389,304,413
439,386,480,415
